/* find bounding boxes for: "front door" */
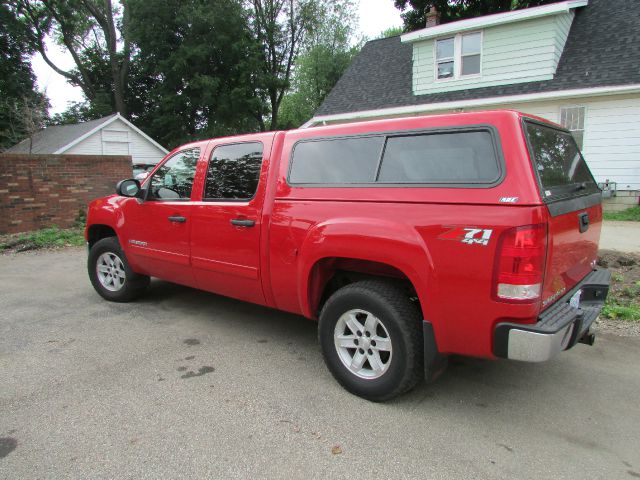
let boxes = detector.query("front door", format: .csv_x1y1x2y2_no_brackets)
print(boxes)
120,147,201,287
190,138,272,305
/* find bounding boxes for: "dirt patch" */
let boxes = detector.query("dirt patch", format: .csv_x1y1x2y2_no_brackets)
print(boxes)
596,250,640,335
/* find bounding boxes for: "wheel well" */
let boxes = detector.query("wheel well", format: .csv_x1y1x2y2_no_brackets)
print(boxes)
310,257,420,318
87,224,117,247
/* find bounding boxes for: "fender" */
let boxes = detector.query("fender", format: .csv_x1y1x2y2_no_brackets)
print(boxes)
296,217,436,321
86,195,119,238
86,195,144,272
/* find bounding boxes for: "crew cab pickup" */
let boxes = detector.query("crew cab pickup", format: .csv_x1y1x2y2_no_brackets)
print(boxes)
86,111,610,401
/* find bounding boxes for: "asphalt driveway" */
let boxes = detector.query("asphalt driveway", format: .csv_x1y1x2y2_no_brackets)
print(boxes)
1,248,639,479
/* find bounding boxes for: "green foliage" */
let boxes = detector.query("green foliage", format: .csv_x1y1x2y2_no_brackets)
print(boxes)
0,227,85,252
601,266,640,322
127,0,265,148
278,0,361,128
11,0,131,116
248,0,322,130
48,101,106,125
612,273,624,283
378,26,405,38
12,0,358,145
602,302,640,322
603,206,640,222
0,3,49,150
394,0,562,32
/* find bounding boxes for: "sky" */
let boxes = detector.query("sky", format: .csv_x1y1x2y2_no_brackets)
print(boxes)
31,0,404,115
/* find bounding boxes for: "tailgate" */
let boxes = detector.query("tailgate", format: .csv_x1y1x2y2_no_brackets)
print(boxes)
523,119,603,310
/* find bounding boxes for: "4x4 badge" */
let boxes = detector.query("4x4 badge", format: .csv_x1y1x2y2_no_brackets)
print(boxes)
438,227,493,246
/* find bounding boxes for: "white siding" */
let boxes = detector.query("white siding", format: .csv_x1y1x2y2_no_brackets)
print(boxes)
64,118,166,165
412,12,574,95
65,130,103,155
552,11,573,70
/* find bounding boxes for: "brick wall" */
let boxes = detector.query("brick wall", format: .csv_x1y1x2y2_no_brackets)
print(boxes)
0,154,132,234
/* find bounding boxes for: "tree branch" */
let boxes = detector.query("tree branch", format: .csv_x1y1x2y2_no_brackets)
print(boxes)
42,3,97,98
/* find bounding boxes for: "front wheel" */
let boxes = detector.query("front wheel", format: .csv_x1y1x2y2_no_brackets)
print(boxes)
88,237,149,302
319,280,423,401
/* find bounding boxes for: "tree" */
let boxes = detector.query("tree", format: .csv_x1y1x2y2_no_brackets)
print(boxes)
12,0,131,116
0,3,48,151
127,0,265,148
394,0,563,31
248,0,319,130
379,26,405,38
278,0,361,128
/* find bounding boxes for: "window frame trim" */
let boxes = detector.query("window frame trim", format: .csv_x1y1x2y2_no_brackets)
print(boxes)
434,30,483,82
144,147,201,202
201,140,265,203
286,124,505,189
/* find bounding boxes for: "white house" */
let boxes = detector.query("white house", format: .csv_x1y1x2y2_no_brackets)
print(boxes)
6,113,168,166
306,0,640,209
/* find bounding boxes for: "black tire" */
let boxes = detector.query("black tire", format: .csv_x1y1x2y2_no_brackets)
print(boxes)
318,280,423,401
88,236,149,302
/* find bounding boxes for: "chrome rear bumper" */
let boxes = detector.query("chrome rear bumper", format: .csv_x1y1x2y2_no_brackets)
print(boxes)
493,268,610,362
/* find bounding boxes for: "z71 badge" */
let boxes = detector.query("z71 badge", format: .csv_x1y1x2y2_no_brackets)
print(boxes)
438,226,494,246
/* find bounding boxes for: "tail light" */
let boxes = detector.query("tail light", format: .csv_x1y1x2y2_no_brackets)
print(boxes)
493,224,547,302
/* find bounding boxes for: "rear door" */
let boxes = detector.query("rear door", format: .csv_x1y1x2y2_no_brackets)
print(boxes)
523,120,602,309
189,138,272,305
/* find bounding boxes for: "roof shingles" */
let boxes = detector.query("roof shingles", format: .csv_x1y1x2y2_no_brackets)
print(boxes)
5,114,116,154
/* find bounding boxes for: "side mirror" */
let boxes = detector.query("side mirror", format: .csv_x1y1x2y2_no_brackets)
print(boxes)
116,179,141,198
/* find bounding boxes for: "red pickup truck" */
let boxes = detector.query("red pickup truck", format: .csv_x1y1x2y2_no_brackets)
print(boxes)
86,111,610,401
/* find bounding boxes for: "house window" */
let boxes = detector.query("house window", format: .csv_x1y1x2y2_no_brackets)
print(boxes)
559,106,586,149
436,37,455,79
436,32,482,80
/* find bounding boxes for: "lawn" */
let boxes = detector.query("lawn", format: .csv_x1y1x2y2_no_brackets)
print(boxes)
0,226,85,253
603,206,640,222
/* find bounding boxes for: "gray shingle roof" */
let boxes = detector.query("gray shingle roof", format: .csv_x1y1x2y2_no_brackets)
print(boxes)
316,0,640,117
5,114,117,154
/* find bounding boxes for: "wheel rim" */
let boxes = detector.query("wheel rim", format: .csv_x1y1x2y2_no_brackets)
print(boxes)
334,309,393,380
96,252,126,292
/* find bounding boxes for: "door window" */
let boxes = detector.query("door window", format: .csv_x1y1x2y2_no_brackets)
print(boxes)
204,142,263,200
148,148,200,200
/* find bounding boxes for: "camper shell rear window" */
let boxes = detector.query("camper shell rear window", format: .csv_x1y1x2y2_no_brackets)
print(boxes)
523,119,599,201
288,126,503,187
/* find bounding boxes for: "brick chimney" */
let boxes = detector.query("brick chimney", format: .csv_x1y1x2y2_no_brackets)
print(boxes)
426,6,441,27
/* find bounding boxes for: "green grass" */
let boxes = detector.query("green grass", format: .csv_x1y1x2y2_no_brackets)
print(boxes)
0,226,85,251
602,302,640,321
603,206,640,222
601,269,640,321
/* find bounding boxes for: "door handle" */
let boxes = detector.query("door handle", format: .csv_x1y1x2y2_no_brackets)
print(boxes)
578,212,589,233
230,218,255,227
168,215,187,223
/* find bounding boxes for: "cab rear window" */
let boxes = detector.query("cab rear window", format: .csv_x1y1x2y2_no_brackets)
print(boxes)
524,121,599,200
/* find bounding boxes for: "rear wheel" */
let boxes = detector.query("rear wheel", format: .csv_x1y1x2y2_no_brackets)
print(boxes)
319,280,423,401
88,237,149,302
